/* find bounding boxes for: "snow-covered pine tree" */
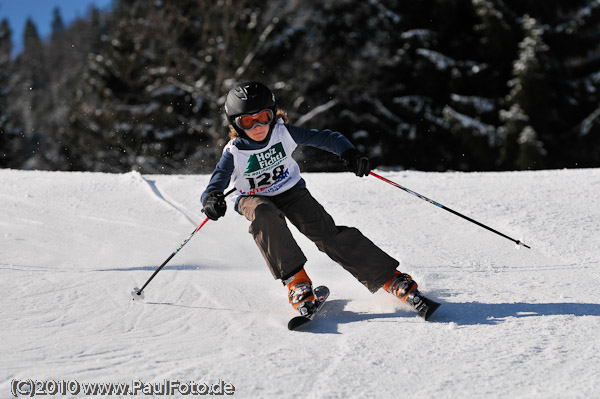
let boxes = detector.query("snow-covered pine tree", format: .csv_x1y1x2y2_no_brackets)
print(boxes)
261,0,492,171
553,0,600,167
68,0,270,173
500,14,549,169
499,0,600,169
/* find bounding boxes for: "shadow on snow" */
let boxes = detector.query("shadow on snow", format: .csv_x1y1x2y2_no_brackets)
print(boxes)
291,299,418,334
292,300,600,333
94,264,217,272
434,301,600,325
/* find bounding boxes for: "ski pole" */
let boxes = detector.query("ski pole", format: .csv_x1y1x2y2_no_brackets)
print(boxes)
369,172,530,249
131,187,236,300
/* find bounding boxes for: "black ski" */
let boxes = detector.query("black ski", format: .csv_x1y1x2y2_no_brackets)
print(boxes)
288,286,329,330
407,290,441,321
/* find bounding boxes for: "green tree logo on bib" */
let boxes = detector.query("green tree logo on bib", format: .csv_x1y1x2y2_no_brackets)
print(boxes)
245,143,287,176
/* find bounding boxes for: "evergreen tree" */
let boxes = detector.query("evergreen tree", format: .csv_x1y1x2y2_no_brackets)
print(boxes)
554,0,600,167
6,19,49,169
42,6,94,170
257,0,499,171
51,7,65,37
68,0,270,173
500,14,549,169
21,19,46,87
0,19,10,62
0,19,26,167
497,0,600,169
3,0,600,172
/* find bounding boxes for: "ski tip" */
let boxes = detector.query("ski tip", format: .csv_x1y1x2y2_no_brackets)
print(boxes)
313,285,329,299
131,287,144,301
288,317,311,331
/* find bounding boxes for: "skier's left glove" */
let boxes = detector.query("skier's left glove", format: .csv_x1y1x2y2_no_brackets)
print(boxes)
342,148,371,177
202,191,227,220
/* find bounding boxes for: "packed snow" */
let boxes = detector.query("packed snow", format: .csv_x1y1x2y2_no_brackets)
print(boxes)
1,168,599,398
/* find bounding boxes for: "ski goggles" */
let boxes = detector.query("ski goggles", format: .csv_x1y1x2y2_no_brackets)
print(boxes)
234,109,274,130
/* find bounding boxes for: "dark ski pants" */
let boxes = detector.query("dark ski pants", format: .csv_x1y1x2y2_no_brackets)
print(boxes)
237,187,398,293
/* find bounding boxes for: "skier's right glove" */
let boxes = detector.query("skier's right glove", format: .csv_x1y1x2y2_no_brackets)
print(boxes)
202,191,227,221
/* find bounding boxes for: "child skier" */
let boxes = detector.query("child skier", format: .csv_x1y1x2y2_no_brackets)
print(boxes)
201,81,425,317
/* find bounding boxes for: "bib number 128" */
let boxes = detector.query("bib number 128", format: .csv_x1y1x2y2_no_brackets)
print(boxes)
247,165,285,189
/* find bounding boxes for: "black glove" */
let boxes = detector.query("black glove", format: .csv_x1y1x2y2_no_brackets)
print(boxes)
342,148,371,177
202,191,227,220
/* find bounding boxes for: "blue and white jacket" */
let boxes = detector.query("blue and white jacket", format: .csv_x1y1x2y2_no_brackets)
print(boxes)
201,119,355,213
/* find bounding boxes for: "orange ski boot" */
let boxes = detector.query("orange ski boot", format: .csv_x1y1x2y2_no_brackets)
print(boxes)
383,271,418,302
283,268,316,316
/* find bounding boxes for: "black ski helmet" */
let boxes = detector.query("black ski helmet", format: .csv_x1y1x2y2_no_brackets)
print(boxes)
224,81,277,138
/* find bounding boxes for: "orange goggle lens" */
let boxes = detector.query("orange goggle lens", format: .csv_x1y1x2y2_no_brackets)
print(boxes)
235,109,274,130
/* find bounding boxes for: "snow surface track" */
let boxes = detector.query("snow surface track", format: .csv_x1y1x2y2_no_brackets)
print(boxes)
1,169,599,398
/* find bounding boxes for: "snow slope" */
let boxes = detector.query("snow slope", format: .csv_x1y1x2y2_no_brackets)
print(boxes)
1,168,599,398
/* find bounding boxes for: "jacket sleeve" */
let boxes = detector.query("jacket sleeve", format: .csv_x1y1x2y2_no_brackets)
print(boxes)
201,148,234,204
286,124,355,156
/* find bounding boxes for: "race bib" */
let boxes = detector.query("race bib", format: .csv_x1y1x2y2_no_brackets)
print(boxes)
227,121,302,197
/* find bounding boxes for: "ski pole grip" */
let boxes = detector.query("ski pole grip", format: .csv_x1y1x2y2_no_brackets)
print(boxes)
202,187,236,213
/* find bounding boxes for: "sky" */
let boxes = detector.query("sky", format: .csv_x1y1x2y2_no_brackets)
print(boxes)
0,0,114,55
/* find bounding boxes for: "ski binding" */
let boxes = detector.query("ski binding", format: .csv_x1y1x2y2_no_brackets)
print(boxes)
288,285,329,330
407,290,441,321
